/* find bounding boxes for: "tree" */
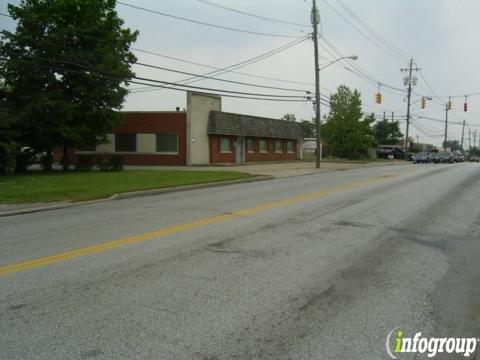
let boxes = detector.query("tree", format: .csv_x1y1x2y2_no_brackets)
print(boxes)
301,118,316,138
321,85,374,159
372,119,404,145
443,140,462,152
0,0,138,170
281,113,297,122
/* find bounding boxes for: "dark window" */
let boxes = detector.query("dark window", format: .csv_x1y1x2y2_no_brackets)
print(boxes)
275,140,283,153
287,141,295,153
115,133,136,152
220,138,232,153
247,139,255,153
259,139,268,153
156,133,178,153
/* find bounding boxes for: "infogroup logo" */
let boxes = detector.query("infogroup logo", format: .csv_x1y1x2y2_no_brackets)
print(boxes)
385,327,478,359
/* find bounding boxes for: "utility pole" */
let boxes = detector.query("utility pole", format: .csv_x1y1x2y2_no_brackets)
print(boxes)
391,112,394,123
383,111,386,121
443,98,451,151
461,119,466,150
312,0,322,169
474,130,478,150
469,129,471,152
401,59,420,160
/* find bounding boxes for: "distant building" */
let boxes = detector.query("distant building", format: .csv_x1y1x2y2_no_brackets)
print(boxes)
73,92,304,165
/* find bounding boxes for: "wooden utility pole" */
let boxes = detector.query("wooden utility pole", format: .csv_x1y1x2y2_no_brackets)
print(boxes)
401,59,420,159
312,0,322,168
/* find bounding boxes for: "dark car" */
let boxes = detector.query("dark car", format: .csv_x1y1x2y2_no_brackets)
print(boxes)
412,152,431,164
470,155,480,162
434,151,453,163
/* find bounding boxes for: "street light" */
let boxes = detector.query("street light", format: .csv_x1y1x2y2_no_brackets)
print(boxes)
312,53,357,168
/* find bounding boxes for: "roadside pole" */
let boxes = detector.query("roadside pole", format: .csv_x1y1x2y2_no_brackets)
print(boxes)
444,100,449,150
461,119,466,150
312,0,322,169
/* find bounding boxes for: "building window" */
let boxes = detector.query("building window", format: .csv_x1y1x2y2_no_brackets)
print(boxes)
259,139,268,153
156,133,178,153
220,138,232,153
247,139,255,153
287,141,295,153
115,133,136,152
275,140,284,153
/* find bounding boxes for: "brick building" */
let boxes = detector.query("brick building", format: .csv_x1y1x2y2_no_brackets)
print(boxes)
74,92,304,165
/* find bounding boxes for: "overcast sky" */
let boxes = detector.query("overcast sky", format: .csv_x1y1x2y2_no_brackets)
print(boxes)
2,0,480,147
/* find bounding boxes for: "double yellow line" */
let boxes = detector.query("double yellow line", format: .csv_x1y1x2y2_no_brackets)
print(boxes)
0,172,405,277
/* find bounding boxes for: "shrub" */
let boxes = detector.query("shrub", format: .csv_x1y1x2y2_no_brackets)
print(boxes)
0,143,17,176
75,156,94,171
96,157,109,172
15,147,37,172
108,155,124,171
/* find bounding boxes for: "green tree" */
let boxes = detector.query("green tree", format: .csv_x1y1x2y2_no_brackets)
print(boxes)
372,119,404,145
301,118,316,138
321,85,374,159
443,140,462,152
281,113,297,122
0,0,138,170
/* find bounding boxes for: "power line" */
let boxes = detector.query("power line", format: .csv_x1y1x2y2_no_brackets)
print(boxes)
197,0,309,28
131,47,318,87
334,0,411,61
319,36,407,96
116,1,301,38
131,35,310,93
322,0,408,63
134,62,310,93
1,53,311,101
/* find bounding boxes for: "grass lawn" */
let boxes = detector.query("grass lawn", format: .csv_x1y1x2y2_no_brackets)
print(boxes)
0,170,252,204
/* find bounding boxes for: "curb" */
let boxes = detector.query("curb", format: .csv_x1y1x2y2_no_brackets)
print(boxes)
0,175,273,218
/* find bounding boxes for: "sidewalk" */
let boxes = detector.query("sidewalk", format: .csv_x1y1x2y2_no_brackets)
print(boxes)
0,160,407,216
125,160,406,178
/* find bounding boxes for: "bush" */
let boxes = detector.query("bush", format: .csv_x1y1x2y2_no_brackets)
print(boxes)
16,147,37,172
40,153,54,171
107,155,124,171
0,143,16,176
75,156,94,171
96,157,109,172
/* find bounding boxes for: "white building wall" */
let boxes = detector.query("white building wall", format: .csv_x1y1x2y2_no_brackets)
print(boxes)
186,92,221,165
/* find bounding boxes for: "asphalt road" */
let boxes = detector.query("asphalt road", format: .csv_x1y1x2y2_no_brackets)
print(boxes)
1,163,479,360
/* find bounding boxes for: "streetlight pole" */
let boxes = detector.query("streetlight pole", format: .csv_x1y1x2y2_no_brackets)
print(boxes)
312,0,322,169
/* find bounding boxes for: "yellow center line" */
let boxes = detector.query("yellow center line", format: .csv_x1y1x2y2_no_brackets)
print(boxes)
0,171,409,277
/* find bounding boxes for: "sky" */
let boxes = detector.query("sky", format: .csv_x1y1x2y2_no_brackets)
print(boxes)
2,0,480,148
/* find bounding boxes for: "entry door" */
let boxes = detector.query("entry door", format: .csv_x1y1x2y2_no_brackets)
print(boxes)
236,137,245,165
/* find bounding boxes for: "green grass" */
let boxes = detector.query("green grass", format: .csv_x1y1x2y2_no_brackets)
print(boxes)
0,170,252,204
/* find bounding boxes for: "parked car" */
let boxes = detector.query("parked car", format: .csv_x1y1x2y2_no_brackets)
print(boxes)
412,152,431,164
433,151,453,163
452,152,465,162
470,155,480,162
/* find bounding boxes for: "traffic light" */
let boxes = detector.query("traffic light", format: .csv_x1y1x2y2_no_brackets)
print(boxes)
448,100,452,110
421,97,426,109
375,92,382,104
464,102,468,112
